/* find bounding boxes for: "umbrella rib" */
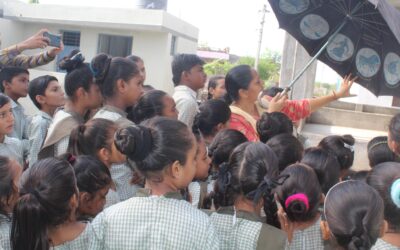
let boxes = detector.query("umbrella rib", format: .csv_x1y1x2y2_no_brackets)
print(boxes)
331,0,348,14
353,18,391,36
352,17,387,27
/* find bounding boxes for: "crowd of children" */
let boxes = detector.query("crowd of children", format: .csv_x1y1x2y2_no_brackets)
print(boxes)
0,44,398,250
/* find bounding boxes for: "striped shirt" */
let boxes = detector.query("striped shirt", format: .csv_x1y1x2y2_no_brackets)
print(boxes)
0,214,11,250
9,99,30,141
52,223,93,250
0,45,55,69
286,218,324,250
28,111,52,167
209,206,287,250
89,189,220,250
372,239,400,250
93,106,139,201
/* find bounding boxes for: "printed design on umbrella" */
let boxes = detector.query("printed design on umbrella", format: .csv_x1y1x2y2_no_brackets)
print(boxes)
279,0,309,15
327,34,355,62
356,48,381,78
300,14,330,40
384,52,400,87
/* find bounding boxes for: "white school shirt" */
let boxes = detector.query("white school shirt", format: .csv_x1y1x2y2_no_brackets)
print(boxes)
28,111,52,166
173,85,199,128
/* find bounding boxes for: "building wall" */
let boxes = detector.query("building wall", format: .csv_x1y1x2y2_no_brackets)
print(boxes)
0,21,197,94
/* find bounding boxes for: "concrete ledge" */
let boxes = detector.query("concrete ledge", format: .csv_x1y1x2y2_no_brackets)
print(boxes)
307,106,394,131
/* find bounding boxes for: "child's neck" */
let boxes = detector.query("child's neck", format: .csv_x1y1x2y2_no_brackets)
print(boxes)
105,97,128,112
0,134,5,143
382,231,400,247
234,197,261,216
48,220,86,246
291,212,320,231
144,179,179,196
4,91,19,103
233,99,259,117
64,100,87,117
40,105,58,117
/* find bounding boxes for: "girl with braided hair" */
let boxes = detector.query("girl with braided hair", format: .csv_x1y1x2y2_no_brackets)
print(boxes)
210,142,287,249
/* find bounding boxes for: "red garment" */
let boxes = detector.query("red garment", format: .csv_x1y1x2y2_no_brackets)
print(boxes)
229,113,259,142
281,99,311,123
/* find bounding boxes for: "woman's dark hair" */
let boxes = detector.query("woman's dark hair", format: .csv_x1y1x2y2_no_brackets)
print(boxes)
130,90,167,123
0,156,17,216
214,142,281,226
367,162,400,232
72,155,111,198
324,181,384,250
368,136,398,167
11,158,77,250
114,117,193,179
207,75,225,99
91,53,139,98
266,134,304,172
126,55,143,63
318,134,355,171
301,147,340,194
389,113,400,146
193,99,231,137
0,67,29,92
172,54,205,86
68,118,117,156
28,75,59,109
257,112,293,143
276,163,322,222
208,129,248,167
225,65,253,104
58,50,94,98
0,93,10,108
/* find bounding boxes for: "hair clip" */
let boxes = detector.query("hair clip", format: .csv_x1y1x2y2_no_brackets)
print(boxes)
343,142,354,152
68,154,76,165
391,179,400,208
285,193,309,212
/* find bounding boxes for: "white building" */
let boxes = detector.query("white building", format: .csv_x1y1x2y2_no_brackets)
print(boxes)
0,0,199,94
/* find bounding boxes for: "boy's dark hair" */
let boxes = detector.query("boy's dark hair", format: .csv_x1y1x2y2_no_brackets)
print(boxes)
0,93,10,108
172,54,204,86
28,75,59,109
0,67,29,92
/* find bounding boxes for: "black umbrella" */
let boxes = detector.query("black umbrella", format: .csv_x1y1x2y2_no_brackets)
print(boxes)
269,0,400,97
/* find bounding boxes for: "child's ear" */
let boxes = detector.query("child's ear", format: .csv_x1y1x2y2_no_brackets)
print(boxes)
320,220,331,241
2,80,10,91
116,79,126,93
97,148,111,163
76,87,86,99
170,160,183,179
35,95,46,106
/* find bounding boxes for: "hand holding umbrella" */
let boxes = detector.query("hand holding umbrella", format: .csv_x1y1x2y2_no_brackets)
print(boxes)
334,74,358,99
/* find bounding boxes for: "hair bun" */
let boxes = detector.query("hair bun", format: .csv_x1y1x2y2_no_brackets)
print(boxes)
91,53,112,84
58,50,85,73
114,125,153,161
342,134,355,146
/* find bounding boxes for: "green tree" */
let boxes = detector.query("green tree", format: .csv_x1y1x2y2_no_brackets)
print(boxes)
204,48,281,88
29,0,39,3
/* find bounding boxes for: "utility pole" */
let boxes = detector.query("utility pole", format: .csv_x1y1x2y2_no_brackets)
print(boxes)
255,4,268,70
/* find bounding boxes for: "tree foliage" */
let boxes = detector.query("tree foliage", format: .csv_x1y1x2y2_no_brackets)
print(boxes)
204,48,281,87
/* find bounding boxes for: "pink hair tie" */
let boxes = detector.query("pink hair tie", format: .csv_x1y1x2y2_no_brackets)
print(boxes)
285,193,309,211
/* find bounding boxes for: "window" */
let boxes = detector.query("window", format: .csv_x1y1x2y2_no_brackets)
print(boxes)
170,35,178,56
62,31,80,47
98,34,133,57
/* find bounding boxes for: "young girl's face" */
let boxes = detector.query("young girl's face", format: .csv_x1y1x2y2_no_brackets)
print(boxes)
176,134,198,188
79,185,110,218
210,79,226,100
0,102,14,135
161,95,178,119
124,75,144,106
85,83,103,109
194,138,211,180
43,80,65,108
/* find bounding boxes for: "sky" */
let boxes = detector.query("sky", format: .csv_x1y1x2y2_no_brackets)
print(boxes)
22,0,340,83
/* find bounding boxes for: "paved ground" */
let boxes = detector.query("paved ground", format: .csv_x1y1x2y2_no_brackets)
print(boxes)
300,123,388,171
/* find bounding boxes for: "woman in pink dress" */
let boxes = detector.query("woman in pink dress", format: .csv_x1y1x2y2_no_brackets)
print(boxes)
225,65,356,141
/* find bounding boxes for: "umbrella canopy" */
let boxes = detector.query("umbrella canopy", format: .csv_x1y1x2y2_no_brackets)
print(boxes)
269,0,400,97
